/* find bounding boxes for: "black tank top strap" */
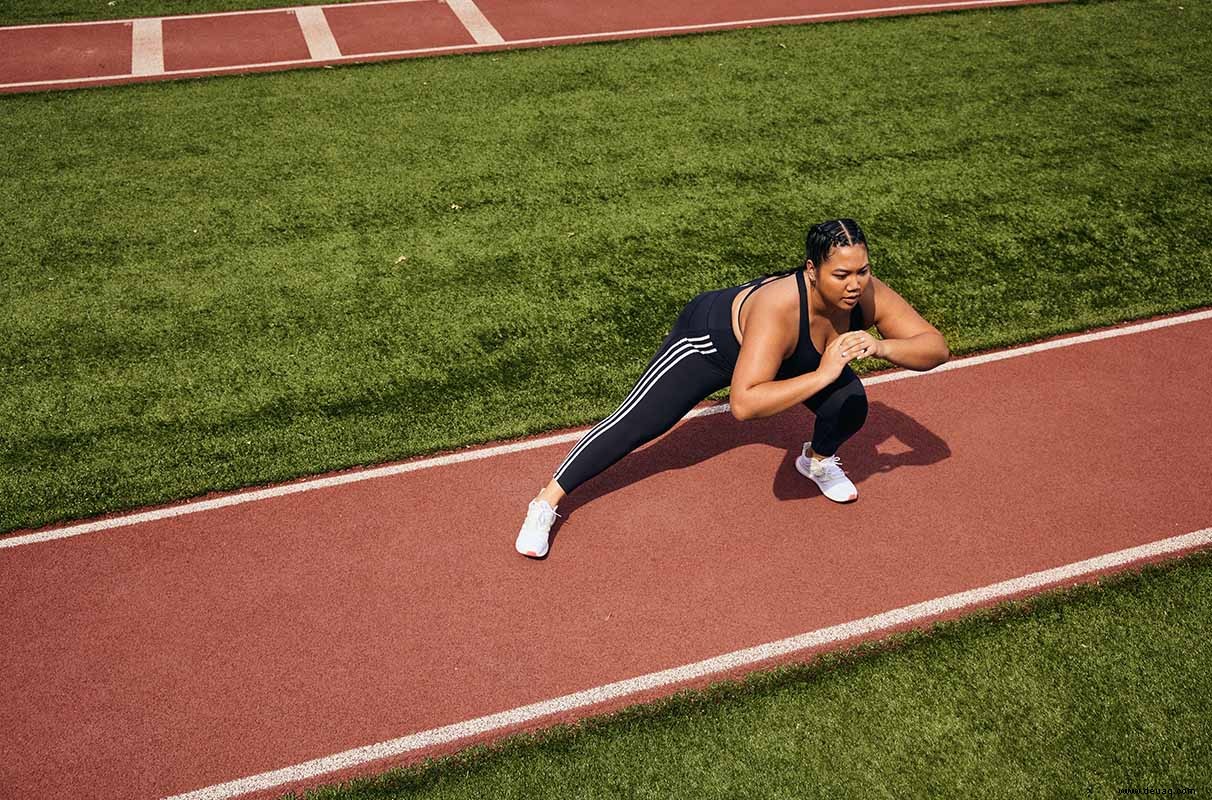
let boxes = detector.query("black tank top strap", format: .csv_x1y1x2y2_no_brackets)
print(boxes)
746,267,799,288
765,266,800,281
736,267,797,320
794,268,811,345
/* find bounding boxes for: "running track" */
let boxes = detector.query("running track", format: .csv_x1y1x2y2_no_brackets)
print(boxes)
0,0,1062,93
3,310,1212,799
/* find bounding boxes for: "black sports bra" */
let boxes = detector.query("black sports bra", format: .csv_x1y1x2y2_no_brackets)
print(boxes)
735,268,865,380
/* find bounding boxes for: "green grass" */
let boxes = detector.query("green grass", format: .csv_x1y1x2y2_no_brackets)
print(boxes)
290,551,1212,799
2,0,1211,534
0,0,361,26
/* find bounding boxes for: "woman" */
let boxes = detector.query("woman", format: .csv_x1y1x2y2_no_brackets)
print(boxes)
515,218,950,558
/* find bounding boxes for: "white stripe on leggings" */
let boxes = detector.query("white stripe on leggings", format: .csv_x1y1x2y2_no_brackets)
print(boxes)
554,336,708,478
554,335,715,481
553,334,712,476
555,346,705,482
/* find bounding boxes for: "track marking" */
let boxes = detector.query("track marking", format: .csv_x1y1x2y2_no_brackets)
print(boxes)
0,0,1059,91
163,526,1212,800
3,308,1210,550
130,18,164,75
295,7,341,61
0,0,431,30
444,0,505,45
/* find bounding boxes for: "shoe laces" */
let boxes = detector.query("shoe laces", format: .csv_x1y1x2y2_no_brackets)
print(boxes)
529,500,561,525
812,455,846,481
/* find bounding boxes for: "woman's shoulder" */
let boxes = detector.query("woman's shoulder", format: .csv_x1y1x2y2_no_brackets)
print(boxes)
734,271,801,355
749,272,801,312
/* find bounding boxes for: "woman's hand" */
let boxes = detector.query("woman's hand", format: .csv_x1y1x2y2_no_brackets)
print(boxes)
819,331,884,380
844,330,886,361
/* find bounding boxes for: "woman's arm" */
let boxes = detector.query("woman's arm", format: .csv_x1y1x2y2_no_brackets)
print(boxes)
730,359,844,421
877,332,950,371
859,276,950,371
729,294,860,421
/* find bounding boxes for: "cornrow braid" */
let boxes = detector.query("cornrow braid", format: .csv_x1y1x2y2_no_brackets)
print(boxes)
805,218,868,269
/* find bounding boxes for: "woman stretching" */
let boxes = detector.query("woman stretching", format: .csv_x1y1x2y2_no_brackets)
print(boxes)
516,218,950,558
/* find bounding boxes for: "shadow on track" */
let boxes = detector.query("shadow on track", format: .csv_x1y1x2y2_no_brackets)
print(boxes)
547,400,950,548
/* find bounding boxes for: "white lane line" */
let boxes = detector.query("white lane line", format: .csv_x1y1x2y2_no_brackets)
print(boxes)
449,0,1060,46
0,0,1062,90
3,308,1210,550
444,0,505,45
0,0,430,30
295,7,342,61
163,526,1212,800
130,18,164,75
0,0,1048,32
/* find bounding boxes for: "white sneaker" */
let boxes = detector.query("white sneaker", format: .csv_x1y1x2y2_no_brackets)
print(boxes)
515,498,559,558
795,442,857,503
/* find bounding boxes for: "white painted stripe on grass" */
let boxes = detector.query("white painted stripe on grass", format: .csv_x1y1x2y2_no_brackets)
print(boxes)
444,0,505,45
3,309,1210,550
295,7,341,61
163,526,1212,800
130,18,164,75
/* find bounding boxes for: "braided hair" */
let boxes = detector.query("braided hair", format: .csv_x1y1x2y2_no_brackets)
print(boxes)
805,219,867,269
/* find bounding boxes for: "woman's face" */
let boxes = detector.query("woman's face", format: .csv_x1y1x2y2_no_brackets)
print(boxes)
811,244,871,310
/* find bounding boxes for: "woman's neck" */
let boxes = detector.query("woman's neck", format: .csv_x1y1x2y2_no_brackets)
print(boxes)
808,282,845,319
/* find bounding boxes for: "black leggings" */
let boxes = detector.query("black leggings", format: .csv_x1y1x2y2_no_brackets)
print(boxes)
553,289,869,494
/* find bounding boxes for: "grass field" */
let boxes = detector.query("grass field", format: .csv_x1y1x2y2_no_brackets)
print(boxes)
2,0,1211,795
2,0,1210,534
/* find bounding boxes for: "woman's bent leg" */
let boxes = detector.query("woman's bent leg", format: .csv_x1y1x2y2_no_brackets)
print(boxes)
803,366,868,456
552,330,729,496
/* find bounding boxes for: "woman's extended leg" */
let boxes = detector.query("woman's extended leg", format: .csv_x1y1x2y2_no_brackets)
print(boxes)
552,329,730,496
516,320,729,556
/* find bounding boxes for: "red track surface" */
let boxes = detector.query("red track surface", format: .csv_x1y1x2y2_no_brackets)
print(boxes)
0,0,1061,93
3,313,1211,799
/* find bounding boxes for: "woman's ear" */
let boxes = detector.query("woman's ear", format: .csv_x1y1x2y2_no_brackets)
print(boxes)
804,259,816,286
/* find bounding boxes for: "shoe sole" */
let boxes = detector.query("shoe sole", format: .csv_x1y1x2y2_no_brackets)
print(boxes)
795,456,858,503
516,540,549,558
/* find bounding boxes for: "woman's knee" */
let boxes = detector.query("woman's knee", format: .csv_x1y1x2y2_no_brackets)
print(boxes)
808,371,868,435
833,379,868,432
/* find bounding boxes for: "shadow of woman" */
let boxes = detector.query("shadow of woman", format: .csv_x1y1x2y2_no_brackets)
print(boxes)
548,399,951,547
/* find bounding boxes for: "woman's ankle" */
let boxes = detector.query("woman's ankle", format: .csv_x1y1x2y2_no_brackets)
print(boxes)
536,483,565,508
